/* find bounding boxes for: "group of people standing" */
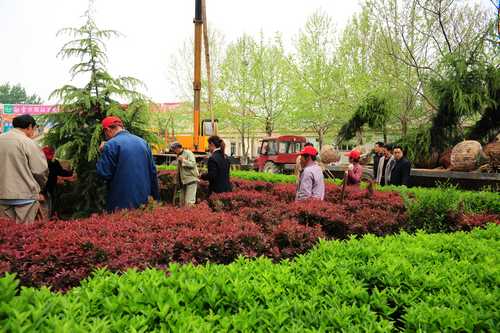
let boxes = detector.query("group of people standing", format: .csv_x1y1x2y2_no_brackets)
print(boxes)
0,113,233,223
0,113,411,223
170,135,232,207
373,142,411,187
293,141,412,203
0,114,160,223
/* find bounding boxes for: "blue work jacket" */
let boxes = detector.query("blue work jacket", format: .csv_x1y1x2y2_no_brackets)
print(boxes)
96,131,159,212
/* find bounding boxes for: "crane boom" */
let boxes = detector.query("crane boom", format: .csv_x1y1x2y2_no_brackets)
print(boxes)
193,0,202,149
202,0,215,134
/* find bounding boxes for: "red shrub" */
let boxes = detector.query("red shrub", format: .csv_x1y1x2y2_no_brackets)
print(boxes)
271,220,325,259
209,190,277,211
270,183,297,202
454,213,500,231
285,198,407,239
232,179,274,192
0,205,272,290
237,202,290,232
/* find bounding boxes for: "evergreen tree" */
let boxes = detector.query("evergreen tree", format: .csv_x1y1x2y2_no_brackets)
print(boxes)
44,5,155,217
336,93,391,145
428,53,497,150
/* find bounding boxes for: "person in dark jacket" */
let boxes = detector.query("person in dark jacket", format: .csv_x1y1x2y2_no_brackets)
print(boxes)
200,135,231,195
42,146,73,218
372,141,384,180
96,116,159,212
389,145,411,186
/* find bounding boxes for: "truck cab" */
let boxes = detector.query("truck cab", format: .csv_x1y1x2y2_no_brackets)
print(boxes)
254,135,307,173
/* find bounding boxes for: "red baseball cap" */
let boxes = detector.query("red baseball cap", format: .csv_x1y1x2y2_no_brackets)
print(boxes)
42,146,55,160
345,150,361,159
102,116,123,129
299,145,318,156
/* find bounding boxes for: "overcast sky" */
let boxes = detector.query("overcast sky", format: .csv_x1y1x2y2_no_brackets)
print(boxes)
0,0,363,103
1,0,495,104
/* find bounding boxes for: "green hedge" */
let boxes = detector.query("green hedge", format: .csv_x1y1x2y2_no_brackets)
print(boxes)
1,225,498,332
379,185,500,232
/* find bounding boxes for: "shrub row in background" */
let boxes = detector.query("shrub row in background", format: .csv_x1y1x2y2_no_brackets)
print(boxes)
384,185,500,232
1,225,498,332
159,169,499,234
158,166,500,217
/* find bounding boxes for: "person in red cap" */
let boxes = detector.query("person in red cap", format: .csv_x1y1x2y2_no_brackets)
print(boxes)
296,145,325,201
345,150,363,185
96,116,159,212
294,142,314,183
41,146,73,218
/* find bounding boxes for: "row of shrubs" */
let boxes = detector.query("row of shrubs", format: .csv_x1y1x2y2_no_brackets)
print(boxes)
158,166,500,215
1,225,498,332
0,204,322,290
2,175,496,290
160,169,499,232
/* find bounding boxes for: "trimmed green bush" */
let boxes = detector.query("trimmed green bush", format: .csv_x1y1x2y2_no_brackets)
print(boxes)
1,225,498,332
380,185,500,232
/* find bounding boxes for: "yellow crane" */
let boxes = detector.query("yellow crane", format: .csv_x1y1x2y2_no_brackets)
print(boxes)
174,0,216,154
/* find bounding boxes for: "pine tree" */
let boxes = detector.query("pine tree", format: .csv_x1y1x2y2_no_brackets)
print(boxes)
44,4,155,217
336,93,391,145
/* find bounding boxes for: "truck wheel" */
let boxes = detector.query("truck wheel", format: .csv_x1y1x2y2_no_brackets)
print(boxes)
263,162,279,174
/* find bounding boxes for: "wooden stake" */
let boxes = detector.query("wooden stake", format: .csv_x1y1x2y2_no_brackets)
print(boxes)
340,171,348,203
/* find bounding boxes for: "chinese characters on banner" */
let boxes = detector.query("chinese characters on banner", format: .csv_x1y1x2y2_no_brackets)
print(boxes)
0,103,181,133
0,104,59,133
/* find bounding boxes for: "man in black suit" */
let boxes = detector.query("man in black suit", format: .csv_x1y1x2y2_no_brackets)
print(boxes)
373,141,384,180
200,135,232,195
390,145,411,186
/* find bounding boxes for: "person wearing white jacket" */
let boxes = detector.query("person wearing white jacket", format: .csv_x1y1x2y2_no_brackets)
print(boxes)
376,144,395,186
0,115,48,223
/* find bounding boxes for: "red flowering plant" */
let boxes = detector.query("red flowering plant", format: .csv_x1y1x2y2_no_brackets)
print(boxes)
2,171,498,291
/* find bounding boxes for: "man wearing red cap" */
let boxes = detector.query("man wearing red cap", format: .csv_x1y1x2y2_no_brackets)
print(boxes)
346,150,363,185
296,145,325,201
96,116,159,212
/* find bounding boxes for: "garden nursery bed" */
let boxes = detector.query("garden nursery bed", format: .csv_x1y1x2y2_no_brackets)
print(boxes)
0,226,498,331
0,170,499,331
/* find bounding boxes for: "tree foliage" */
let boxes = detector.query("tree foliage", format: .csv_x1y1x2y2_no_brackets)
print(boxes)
429,53,500,150
337,94,391,144
216,35,260,163
0,83,42,104
166,1,496,155
289,11,348,147
251,34,291,136
44,6,154,217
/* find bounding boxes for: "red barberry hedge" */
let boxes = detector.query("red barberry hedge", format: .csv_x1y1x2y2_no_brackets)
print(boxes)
0,203,325,290
1,175,498,291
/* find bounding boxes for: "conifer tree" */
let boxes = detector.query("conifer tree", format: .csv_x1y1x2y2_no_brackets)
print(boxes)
44,4,155,217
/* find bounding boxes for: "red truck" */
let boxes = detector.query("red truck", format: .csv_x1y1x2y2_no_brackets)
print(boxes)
253,135,307,173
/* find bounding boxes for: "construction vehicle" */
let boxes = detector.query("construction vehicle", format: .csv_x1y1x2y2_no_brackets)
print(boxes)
165,0,215,156
253,135,307,173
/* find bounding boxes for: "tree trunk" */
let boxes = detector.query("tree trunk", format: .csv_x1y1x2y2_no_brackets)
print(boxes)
401,118,407,138
318,131,324,149
240,131,247,165
383,124,388,143
266,121,272,137
356,128,363,145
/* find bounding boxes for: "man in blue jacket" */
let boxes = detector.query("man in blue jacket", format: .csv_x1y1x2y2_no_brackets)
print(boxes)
96,116,159,212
